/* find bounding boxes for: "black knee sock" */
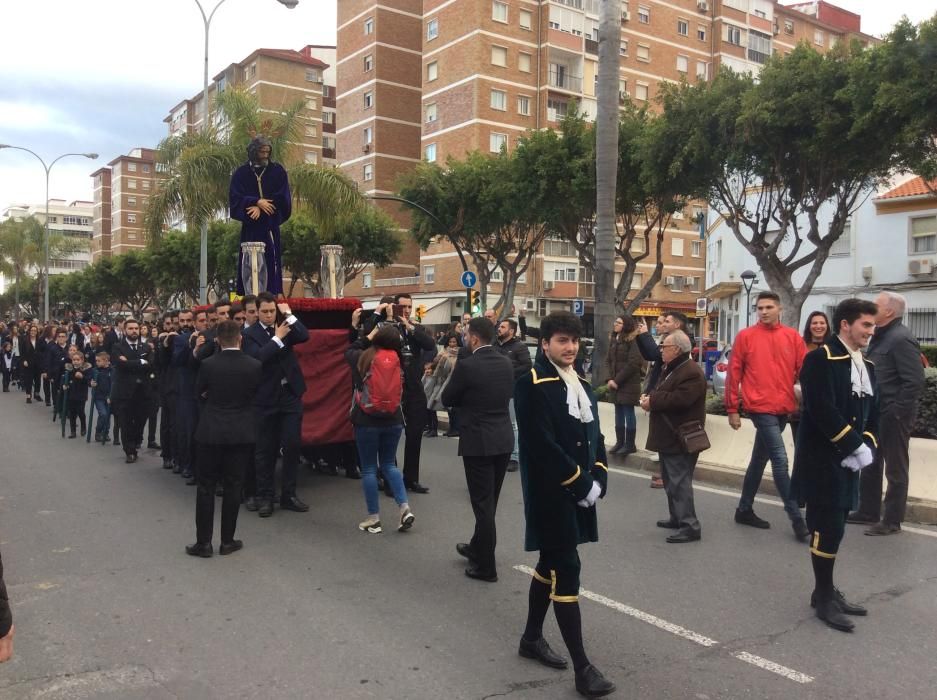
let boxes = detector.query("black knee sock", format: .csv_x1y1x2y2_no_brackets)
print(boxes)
522,577,552,642
811,552,835,596
553,601,590,672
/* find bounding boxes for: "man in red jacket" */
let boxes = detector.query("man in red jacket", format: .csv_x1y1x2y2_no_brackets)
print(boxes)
726,291,809,540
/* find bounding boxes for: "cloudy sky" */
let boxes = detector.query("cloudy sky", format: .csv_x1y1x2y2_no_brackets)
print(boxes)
0,0,932,215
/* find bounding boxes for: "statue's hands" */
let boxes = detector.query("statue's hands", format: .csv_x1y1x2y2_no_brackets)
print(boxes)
246,206,261,220
257,198,276,215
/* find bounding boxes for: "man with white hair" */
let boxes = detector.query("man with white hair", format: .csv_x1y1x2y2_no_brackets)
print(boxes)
847,291,925,535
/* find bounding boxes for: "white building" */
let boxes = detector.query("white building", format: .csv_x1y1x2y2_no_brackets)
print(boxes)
0,199,93,293
704,176,937,344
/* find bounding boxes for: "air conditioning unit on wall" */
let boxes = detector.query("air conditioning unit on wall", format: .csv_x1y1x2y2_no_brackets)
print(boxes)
665,276,676,285
909,259,933,275
543,281,555,291
621,10,630,22
697,0,709,13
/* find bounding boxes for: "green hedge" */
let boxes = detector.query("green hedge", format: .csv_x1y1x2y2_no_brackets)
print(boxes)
922,345,937,368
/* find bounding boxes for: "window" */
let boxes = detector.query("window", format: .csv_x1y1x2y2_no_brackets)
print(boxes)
127,213,137,224
636,44,649,62
426,61,438,81
363,164,373,181
363,54,373,72
520,9,532,30
635,82,648,101
748,30,771,64
306,97,318,110
911,216,937,254
491,45,507,67
784,19,794,34
246,62,257,79
323,111,335,124
726,25,742,46
829,219,851,256
490,132,508,152
127,162,137,172
518,52,531,72
677,19,688,36
323,85,333,98
814,29,824,46
697,61,708,79
305,124,318,138
670,276,685,292
547,98,567,121
363,91,373,108
517,95,531,116
631,272,644,289
363,126,373,144
307,69,323,82
686,276,700,292
304,151,318,164
490,89,507,111
128,179,137,189
691,240,702,257
672,238,684,256
142,180,150,190
553,266,577,282
630,237,646,254
492,1,508,23
425,103,437,123
127,196,136,206
638,5,649,24
698,25,707,41
362,272,372,288
620,40,628,57
423,265,436,283
424,144,437,162
676,55,688,74
364,17,373,34
426,18,438,40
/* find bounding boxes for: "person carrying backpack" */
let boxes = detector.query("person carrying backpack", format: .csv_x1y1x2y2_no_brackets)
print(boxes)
345,321,415,535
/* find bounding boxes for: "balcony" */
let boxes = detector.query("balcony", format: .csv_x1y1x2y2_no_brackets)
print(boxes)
548,70,582,92
585,38,598,55
376,276,420,288
323,148,336,160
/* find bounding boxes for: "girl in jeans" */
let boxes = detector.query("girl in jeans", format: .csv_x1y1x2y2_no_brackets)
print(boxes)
346,322,414,534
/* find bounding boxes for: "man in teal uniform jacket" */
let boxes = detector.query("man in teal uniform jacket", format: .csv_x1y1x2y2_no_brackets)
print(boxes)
514,312,615,699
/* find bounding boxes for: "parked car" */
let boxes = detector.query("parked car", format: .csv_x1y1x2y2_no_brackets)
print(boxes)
711,345,731,398
690,338,720,362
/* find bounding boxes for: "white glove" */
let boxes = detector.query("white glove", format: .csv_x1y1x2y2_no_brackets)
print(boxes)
840,443,873,472
840,455,862,472
577,481,602,508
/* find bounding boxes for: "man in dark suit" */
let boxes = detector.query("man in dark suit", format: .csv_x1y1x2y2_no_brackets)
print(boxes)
241,293,310,518
102,318,123,355
172,309,199,481
186,321,262,558
442,317,515,583
110,319,154,464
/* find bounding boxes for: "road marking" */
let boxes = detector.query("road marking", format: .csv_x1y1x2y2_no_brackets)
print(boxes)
609,465,937,539
514,564,814,685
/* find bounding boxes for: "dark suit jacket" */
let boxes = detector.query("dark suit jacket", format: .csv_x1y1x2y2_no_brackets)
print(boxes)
103,329,121,355
110,338,154,402
0,545,10,639
195,350,262,444
441,345,515,457
241,318,310,413
18,337,40,373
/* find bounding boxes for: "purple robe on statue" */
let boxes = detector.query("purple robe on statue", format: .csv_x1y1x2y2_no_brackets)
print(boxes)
230,161,292,295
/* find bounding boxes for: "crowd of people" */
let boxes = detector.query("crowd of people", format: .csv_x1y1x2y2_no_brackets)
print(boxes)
0,287,927,695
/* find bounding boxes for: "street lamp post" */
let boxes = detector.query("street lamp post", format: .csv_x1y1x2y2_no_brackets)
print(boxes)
740,269,758,328
0,145,98,321
192,0,299,304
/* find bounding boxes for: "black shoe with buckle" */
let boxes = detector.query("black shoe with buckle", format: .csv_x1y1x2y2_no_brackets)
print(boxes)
518,636,568,669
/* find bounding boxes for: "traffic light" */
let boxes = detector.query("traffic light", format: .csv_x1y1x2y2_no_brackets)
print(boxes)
470,290,481,313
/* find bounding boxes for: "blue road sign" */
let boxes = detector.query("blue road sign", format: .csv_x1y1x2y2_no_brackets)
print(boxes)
573,299,585,316
461,270,477,288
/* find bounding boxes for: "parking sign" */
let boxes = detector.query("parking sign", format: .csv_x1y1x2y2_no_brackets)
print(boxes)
573,299,585,316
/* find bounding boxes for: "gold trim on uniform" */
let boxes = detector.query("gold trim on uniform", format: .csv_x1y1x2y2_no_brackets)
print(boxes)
531,368,560,385
549,569,579,603
594,462,608,472
863,431,878,448
560,466,582,486
831,425,851,443
810,532,837,559
823,345,849,361
532,569,551,585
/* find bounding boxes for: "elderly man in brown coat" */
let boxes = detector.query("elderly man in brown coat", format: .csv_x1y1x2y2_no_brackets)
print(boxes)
640,330,708,543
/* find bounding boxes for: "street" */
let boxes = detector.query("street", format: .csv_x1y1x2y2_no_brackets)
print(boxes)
1,390,936,699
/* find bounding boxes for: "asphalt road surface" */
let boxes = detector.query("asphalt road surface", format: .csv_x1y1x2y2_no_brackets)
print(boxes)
1,390,936,699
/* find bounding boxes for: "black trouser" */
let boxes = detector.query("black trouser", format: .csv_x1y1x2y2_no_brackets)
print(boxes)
159,392,175,462
402,403,426,484
806,503,847,558
67,400,87,434
195,442,251,544
21,366,36,396
858,409,912,526
255,409,302,501
1,368,9,391
43,375,52,403
146,394,159,445
462,453,510,573
174,397,197,473
660,451,701,534
116,390,149,455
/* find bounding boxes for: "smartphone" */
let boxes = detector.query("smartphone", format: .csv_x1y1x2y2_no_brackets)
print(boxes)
275,306,286,326
392,304,404,318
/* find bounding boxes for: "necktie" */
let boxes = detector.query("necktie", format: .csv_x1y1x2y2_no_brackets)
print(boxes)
266,325,275,338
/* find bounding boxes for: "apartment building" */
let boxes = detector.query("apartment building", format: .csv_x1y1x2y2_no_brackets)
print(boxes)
0,199,93,292
90,167,112,260
164,46,333,166
336,1,869,334
88,148,159,257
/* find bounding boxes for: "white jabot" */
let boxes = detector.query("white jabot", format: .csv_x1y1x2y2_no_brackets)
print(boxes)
549,359,594,424
846,345,873,397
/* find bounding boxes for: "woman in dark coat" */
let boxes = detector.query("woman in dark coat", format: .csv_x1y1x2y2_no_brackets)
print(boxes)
18,325,41,404
605,315,644,455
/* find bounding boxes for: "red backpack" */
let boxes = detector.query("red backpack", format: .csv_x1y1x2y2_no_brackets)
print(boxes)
355,348,403,417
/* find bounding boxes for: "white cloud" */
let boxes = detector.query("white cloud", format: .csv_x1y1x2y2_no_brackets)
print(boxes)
0,101,88,137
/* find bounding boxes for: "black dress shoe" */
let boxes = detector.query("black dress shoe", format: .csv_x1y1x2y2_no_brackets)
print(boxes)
405,481,430,494
506,460,519,472
846,510,878,524
185,542,213,558
443,431,460,437
814,595,855,632
811,588,867,616
125,452,137,464
258,500,274,518
518,636,568,669
172,463,183,474
456,543,476,562
656,518,680,529
162,459,173,470
244,496,259,512
113,438,121,447
465,565,498,583
666,530,701,544
574,664,616,698
735,508,770,529
185,474,198,486
280,495,309,512
147,441,160,450
219,540,243,556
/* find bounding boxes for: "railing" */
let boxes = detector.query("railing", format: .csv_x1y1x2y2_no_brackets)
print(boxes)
548,70,583,92
585,38,598,54
375,276,420,288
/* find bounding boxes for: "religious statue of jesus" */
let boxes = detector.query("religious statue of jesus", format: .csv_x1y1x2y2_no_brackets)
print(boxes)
229,135,292,295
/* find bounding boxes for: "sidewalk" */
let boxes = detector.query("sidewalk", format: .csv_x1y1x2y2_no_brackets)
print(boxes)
593,402,937,525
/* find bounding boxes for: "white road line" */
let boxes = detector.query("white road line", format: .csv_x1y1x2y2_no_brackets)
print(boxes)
513,564,814,685
608,465,937,539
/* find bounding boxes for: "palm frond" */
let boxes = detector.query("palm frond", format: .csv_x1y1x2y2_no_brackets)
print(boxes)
290,165,363,234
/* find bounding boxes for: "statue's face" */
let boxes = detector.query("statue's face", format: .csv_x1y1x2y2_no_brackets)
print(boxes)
253,144,271,166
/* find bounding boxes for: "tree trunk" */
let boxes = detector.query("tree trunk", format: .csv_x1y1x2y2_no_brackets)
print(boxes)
13,271,21,321
591,0,621,386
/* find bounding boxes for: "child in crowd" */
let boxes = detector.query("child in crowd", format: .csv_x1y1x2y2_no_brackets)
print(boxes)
90,351,113,443
1,341,15,392
62,346,92,439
